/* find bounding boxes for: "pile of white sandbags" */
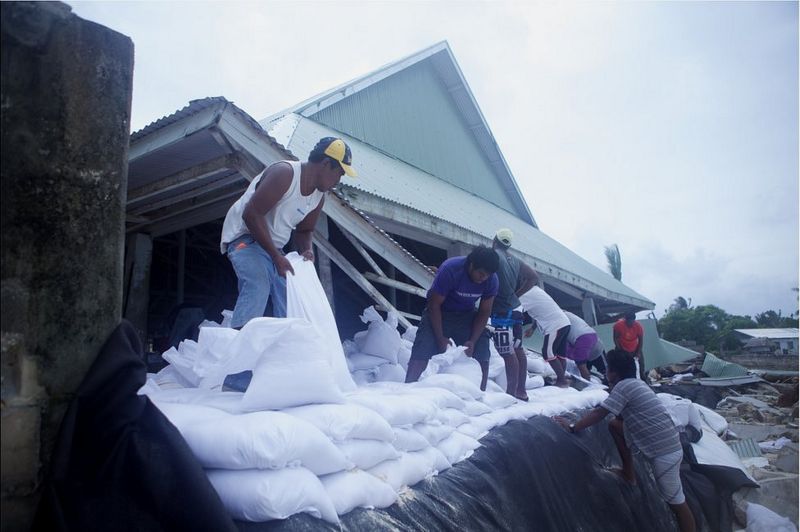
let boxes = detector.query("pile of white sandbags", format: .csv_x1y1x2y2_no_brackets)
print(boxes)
141,255,611,525
344,307,410,385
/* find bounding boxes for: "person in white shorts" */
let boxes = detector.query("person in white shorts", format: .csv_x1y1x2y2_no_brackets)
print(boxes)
518,285,571,387
554,349,696,532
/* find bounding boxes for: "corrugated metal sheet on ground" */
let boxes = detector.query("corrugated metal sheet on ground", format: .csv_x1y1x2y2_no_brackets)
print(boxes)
701,352,749,378
728,438,763,458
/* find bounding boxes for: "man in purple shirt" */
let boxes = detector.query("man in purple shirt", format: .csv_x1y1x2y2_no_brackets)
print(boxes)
405,246,500,390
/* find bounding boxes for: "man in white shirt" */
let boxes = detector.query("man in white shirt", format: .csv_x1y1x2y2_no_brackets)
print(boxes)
219,137,356,328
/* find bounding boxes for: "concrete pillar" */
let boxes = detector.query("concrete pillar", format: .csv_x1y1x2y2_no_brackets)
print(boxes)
1,2,133,529
582,297,598,326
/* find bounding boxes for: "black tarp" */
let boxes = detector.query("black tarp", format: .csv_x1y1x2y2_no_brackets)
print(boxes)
35,321,756,532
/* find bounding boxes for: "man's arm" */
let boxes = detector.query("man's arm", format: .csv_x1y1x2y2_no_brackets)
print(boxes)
465,296,494,357
427,292,449,354
516,262,539,296
554,406,610,432
635,327,644,357
242,163,294,276
292,196,325,261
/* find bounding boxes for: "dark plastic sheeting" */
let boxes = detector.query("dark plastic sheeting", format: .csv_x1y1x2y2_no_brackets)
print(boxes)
35,321,754,532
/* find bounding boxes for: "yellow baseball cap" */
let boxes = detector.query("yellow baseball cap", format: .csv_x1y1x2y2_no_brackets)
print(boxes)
495,228,513,246
323,138,357,177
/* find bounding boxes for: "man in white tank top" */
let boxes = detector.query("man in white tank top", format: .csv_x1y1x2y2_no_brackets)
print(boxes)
220,137,357,328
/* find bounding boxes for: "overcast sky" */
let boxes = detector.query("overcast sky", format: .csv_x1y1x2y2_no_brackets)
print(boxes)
71,1,799,319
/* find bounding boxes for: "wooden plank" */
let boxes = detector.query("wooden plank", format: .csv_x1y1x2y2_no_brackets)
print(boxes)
338,227,385,277
312,232,412,329
322,195,434,290
128,154,236,204
363,272,427,298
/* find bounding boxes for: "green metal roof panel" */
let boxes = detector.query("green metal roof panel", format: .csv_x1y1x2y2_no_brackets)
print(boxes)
270,114,653,308
310,61,522,217
261,41,535,227
701,352,750,378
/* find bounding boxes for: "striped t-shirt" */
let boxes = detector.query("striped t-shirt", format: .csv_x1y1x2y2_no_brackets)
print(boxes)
601,378,681,459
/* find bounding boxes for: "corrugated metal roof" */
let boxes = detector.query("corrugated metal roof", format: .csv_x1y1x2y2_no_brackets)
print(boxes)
271,113,653,307
728,439,763,459
259,41,536,227
131,97,290,159
701,352,750,378
734,328,799,339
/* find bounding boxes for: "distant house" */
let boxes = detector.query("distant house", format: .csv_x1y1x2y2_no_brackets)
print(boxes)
734,329,799,355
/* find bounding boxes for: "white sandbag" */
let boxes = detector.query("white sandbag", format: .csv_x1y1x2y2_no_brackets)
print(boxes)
484,380,505,394
180,411,351,475
347,352,389,372
694,403,728,436
437,431,481,464
367,451,436,492
525,374,545,390
456,422,488,441
526,354,556,378
658,393,703,434
146,386,245,414
441,358,483,387
283,403,394,442
153,401,230,430
195,327,240,373
416,446,451,474
391,426,431,452
342,339,358,356
320,469,398,515
347,392,437,427
335,439,401,470
241,358,345,411
745,502,797,532
286,253,356,392
351,368,377,386
401,387,465,411
492,368,508,392
401,325,418,343
161,343,202,387
356,306,401,363
481,408,514,428
462,399,493,416
413,422,455,445
207,467,339,524
397,339,413,369
430,344,468,366
437,408,470,428
415,374,484,400
375,363,407,383
138,376,162,396
152,363,194,389
481,392,518,409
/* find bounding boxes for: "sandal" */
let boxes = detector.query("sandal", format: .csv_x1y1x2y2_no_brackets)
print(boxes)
514,394,529,402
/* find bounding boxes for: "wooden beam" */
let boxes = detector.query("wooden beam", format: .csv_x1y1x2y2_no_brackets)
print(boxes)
339,227,386,277
129,172,244,216
312,232,412,329
363,272,427,298
323,194,434,290
128,154,236,205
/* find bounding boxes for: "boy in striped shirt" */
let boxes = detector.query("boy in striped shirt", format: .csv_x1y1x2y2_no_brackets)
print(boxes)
554,349,696,532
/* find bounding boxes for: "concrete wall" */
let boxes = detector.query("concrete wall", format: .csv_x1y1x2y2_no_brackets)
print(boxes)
1,3,133,529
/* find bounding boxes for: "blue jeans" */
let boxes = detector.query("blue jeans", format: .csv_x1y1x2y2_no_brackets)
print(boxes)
227,235,286,328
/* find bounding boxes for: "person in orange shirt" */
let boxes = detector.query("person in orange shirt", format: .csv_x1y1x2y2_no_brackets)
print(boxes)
613,311,646,381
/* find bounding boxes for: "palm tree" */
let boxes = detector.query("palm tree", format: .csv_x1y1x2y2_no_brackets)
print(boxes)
604,244,622,281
